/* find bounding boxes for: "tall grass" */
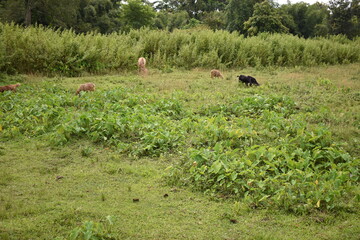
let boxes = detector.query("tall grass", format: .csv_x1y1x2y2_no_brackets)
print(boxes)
1,23,360,76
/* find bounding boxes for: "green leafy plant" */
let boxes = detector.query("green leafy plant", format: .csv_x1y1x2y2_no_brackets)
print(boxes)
69,216,115,240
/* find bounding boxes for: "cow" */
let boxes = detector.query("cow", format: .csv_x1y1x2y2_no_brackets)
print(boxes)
137,57,146,69
237,75,260,86
210,69,224,79
76,83,95,95
0,83,21,92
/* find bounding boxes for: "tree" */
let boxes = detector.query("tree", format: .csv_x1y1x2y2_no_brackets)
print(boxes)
328,0,360,38
225,0,261,33
76,0,122,33
281,2,308,36
328,0,353,36
349,0,360,37
305,3,330,37
154,10,189,31
121,0,156,31
281,2,329,38
201,11,226,30
0,0,80,28
244,0,289,36
154,0,227,19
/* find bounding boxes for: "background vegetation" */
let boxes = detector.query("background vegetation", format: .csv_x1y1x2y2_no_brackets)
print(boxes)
1,23,360,76
0,0,359,38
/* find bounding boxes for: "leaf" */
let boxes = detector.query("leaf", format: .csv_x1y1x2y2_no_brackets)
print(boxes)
69,228,81,240
245,159,252,166
217,174,225,182
106,215,114,225
214,142,222,152
193,154,205,165
210,160,222,174
230,172,238,181
259,195,270,202
257,181,265,189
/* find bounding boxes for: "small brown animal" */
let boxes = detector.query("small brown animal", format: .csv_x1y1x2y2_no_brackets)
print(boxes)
137,57,146,69
76,83,95,95
0,83,21,92
210,69,223,79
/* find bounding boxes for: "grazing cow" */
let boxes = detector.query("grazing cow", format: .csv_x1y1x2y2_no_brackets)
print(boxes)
0,83,21,92
76,83,95,95
210,69,223,79
237,75,260,86
137,57,146,69
137,57,148,75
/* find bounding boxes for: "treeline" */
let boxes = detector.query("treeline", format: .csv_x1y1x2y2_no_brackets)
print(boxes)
1,23,359,76
0,0,359,38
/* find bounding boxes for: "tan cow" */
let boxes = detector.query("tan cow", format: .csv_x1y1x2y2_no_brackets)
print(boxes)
0,83,21,92
76,83,95,95
210,69,223,79
137,57,146,69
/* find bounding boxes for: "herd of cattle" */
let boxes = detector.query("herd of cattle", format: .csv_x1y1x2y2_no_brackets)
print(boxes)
0,57,260,94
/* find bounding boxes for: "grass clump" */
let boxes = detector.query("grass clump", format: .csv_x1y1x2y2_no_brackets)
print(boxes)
67,216,115,240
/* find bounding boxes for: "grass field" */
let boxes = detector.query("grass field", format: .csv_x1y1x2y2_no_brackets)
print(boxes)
0,64,359,239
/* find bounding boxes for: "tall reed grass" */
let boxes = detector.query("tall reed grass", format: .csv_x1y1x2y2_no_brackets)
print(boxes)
1,23,359,76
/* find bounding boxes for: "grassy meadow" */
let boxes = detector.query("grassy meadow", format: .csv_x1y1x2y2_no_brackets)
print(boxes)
1,63,360,239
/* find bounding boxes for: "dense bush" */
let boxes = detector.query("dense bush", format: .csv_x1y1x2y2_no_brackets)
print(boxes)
1,23,360,76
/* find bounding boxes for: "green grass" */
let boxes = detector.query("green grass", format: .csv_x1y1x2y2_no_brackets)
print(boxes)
0,64,360,239
1,140,359,240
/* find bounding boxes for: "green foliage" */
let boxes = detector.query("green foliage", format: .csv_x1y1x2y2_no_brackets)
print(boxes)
68,216,115,240
281,2,330,38
244,0,289,36
154,11,189,31
0,84,188,157
158,0,227,19
1,78,358,214
0,0,359,38
201,11,226,30
168,108,359,213
1,23,360,75
76,0,122,34
120,0,156,31
226,0,260,33
81,146,94,157
329,0,359,38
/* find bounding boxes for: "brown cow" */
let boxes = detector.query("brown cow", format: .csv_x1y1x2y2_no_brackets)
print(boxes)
76,83,95,95
0,83,21,92
210,69,223,79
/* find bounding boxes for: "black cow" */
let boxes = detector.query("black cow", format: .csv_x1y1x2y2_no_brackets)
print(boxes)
237,75,260,86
